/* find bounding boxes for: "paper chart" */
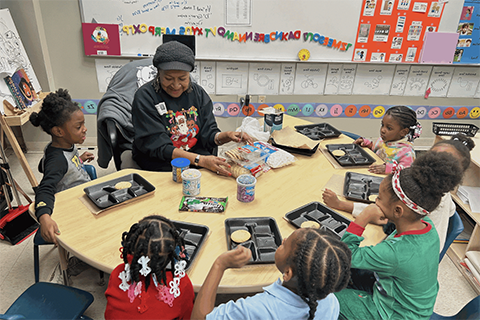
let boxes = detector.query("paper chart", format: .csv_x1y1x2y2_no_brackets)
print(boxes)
352,64,395,95
215,62,249,95
247,63,281,95
199,62,216,94
403,65,432,96
279,63,296,95
447,67,480,98
293,63,328,95
390,65,410,95
426,66,454,98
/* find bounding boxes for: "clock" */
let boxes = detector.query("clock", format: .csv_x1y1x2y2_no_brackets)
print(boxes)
298,49,310,61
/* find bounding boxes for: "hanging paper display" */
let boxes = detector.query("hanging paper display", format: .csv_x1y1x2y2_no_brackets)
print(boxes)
353,0,445,63
453,1,479,64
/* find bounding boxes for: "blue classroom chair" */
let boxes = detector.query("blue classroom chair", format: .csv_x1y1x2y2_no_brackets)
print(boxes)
439,211,464,263
341,131,361,140
0,282,93,320
430,295,480,320
33,164,98,283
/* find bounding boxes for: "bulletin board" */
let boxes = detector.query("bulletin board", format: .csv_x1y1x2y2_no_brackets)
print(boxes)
79,0,465,62
353,0,449,63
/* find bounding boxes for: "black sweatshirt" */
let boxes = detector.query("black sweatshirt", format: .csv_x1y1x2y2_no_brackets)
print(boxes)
34,143,91,219
132,81,220,171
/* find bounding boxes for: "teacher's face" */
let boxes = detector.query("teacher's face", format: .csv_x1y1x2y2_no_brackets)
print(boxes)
159,69,190,98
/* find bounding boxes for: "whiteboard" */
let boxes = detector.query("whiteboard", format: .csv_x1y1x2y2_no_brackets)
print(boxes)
80,0,362,62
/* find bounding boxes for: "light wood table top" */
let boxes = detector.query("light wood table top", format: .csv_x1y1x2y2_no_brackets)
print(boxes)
53,116,385,293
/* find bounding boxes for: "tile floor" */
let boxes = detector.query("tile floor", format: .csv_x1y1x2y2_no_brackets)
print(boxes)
0,147,477,318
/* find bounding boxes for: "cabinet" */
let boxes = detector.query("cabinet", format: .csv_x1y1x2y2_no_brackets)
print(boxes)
435,135,480,294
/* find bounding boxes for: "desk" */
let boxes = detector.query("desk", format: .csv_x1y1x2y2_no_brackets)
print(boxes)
435,135,480,294
53,116,385,293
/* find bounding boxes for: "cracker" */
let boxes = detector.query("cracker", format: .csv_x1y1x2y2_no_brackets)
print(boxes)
368,194,378,202
301,221,320,229
331,149,345,157
231,229,251,243
115,181,132,190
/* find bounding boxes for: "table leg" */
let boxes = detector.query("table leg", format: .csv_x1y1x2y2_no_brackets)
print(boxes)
57,244,69,285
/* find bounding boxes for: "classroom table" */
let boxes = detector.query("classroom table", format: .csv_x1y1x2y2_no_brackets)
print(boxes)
53,116,385,293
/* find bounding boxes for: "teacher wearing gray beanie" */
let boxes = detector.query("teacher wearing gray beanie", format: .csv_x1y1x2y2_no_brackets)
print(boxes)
132,40,252,174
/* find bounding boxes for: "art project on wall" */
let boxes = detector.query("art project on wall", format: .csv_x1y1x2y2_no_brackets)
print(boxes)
352,64,395,95
247,63,281,95
447,67,480,98
215,62,248,95
453,1,479,64
199,61,216,94
390,65,410,95
324,64,344,95
353,0,446,63
293,64,328,95
403,65,432,96
426,66,454,98
279,63,296,95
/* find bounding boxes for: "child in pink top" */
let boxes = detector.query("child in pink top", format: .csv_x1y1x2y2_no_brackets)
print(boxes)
355,105,421,174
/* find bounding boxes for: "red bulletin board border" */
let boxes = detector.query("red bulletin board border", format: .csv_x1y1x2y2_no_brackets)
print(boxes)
354,0,445,63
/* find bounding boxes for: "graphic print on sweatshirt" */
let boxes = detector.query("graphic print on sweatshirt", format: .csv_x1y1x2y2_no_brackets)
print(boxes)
166,106,199,151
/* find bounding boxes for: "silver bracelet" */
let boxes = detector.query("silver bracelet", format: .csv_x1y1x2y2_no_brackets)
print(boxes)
215,132,222,146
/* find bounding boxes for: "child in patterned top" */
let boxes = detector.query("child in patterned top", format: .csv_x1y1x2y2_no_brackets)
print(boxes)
355,105,421,174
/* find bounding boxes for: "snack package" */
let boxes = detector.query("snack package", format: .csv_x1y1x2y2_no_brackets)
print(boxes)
224,145,270,178
253,141,297,168
226,161,251,178
179,196,228,213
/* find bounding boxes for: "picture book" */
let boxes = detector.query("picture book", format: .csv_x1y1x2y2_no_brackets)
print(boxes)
3,68,38,109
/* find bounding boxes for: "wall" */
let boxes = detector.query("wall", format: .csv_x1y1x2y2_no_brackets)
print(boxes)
1,0,478,155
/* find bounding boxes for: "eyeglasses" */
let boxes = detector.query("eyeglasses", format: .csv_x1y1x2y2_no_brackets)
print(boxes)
374,272,388,297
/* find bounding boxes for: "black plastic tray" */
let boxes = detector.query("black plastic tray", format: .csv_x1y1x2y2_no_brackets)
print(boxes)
326,144,376,167
83,173,155,209
270,138,319,156
171,220,209,270
225,217,282,265
295,123,342,140
343,172,384,203
284,202,351,238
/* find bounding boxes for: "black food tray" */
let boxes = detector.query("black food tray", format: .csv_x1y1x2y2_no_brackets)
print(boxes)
270,138,319,156
295,123,342,140
170,220,209,270
225,217,282,265
284,202,351,238
343,172,384,203
326,144,376,167
83,173,155,209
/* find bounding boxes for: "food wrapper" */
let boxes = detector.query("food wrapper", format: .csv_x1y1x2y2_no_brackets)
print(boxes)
226,161,251,178
270,126,318,150
179,196,228,213
253,141,296,168
224,145,270,178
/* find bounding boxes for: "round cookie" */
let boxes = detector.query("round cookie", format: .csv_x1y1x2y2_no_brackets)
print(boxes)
331,149,345,157
231,229,251,243
301,220,320,229
368,194,378,202
115,181,132,190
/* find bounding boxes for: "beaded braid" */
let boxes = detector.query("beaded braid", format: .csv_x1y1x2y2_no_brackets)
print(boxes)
121,215,185,290
293,229,351,320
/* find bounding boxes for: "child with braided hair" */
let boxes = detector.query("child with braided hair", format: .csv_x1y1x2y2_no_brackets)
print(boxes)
105,215,194,319
30,89,94,245
191,228,351,320
335,152,463,320
354,105,421,174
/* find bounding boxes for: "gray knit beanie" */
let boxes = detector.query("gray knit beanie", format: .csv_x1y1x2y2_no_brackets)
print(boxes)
153,41,195,72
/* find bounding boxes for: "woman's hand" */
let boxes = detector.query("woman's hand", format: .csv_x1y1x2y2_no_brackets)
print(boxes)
218,131,254,145
38,214,60,245
199,155,232,176
368,164,386,174
80,151,95,163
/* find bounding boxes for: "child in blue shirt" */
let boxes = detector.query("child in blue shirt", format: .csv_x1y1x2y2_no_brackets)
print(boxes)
192,228,351,320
